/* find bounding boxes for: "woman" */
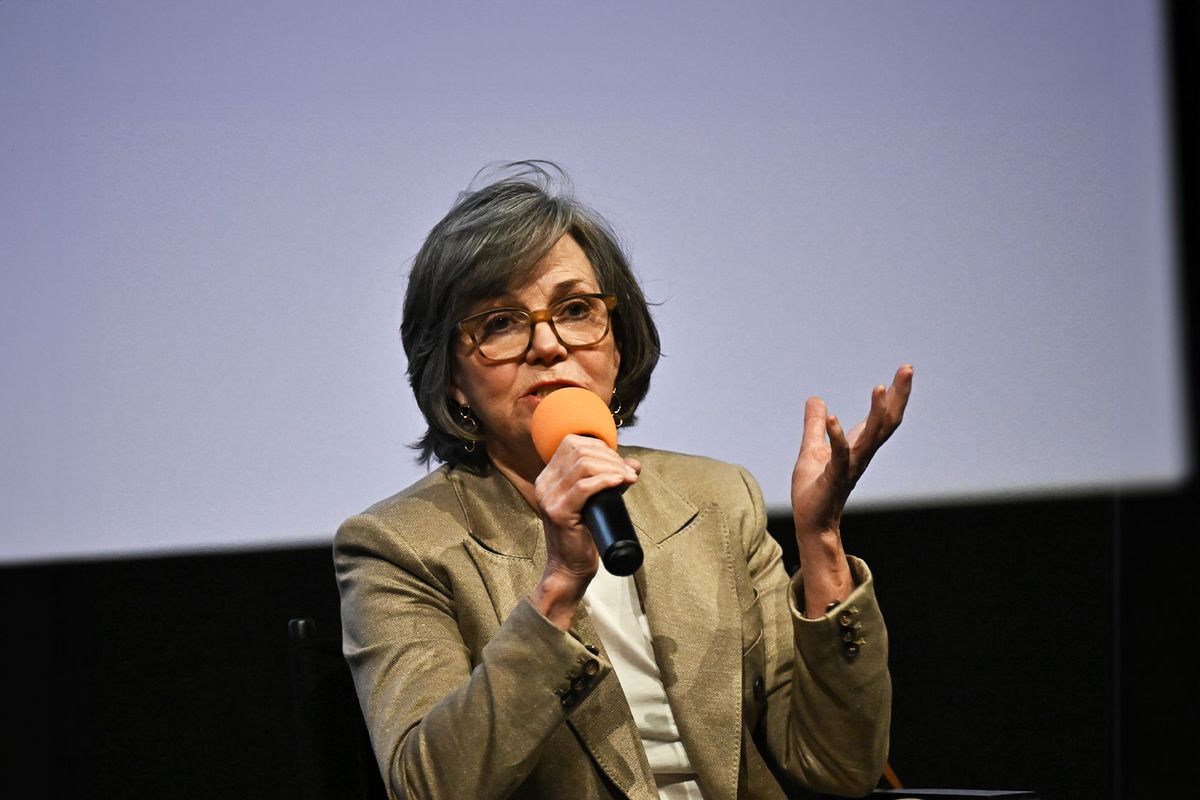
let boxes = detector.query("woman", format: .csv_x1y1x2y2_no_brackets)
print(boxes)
335,162,913,800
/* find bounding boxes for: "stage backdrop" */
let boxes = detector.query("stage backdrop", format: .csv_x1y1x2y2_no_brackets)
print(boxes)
0,0,1185,562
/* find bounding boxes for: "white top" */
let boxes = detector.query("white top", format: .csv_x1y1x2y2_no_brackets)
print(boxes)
583,567,708,800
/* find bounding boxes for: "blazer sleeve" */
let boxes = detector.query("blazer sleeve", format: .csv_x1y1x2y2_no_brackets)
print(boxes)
334,511,610,800
734,465,892,798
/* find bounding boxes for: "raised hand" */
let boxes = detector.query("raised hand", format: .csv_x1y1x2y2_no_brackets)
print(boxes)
791,364,913,541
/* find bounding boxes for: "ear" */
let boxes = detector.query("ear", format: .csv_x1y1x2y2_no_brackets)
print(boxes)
442,349,467,408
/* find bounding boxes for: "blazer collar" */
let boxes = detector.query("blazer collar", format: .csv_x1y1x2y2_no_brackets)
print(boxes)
447,448,701,558
448,464,542,559
622,454,700,546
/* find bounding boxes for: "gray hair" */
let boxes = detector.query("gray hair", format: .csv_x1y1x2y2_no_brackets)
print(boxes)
401,161,661,471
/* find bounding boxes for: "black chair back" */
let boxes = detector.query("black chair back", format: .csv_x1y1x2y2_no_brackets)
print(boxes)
287,617,387,800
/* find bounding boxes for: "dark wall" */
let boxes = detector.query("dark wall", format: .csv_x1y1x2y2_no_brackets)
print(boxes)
4,490,1162,800
3,545,346,798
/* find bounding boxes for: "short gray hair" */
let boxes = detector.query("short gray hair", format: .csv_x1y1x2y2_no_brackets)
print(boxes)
401,161,661,471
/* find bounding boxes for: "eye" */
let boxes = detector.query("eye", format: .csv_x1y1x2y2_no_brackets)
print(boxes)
479,311,517,337
476,309,533,341
556,297,595,320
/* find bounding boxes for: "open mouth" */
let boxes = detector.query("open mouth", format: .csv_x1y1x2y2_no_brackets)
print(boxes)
526,382,576,398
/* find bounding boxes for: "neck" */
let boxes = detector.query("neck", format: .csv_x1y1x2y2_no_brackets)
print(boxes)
486,444,544,511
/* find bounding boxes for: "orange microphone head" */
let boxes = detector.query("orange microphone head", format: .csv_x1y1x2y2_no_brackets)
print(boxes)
530,387,618,463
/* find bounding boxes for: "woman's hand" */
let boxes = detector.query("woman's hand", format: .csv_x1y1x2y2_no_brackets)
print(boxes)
792,364,913,537
790,365,912,614
529,435,640,629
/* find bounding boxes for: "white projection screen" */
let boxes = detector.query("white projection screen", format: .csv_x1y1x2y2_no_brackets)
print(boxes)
0,1,1187,563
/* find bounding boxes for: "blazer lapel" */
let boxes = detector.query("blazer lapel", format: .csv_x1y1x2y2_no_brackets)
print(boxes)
450,467,543,622
626,467,744,800
450,467,659,800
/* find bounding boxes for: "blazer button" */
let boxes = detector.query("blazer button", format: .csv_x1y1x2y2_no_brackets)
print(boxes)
752,675,765,700
560,691,576,707
584,644,600,655
582,658,600,677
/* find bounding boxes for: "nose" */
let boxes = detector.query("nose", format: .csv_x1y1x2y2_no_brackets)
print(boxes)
525,319,568,365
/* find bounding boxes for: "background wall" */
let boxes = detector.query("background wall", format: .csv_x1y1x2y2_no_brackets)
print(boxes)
0,0,1188,563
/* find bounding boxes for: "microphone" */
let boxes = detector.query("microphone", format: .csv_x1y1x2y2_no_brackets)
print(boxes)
530,387,643,576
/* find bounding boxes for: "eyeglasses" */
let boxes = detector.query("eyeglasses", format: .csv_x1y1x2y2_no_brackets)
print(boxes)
456,293,618,362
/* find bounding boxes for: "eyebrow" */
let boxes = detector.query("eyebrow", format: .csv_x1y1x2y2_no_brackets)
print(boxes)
488,278,596,308
549,278,592,295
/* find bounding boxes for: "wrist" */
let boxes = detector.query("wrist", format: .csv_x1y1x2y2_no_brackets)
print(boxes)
531,569,590,630
793,522,841,543
796,545,854,618
794,526,844,568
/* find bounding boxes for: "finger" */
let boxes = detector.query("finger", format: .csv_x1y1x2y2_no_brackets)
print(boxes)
827,413,850,478
866,383,889,437
552,435,628,471
856,365,912,449
539,444,620,487
557,433,621,456
850,365,913,477
565,471,636,515
870,364,913,439
563,452,636,486
538,466,632,525
883,364,914,420
801,396,828,454
845,383,885,453
560,448,638,482
539,445,637,510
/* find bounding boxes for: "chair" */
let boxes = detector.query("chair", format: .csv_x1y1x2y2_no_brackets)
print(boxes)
287,617,387,800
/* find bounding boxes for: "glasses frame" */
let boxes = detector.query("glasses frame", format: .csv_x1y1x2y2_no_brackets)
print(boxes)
456,292,618,363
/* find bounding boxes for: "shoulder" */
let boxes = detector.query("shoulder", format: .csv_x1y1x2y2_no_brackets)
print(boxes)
334,467,471,564
358,467,462,523
621,446,763,509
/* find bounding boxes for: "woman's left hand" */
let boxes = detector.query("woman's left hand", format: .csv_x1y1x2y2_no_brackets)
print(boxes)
791,364,913,540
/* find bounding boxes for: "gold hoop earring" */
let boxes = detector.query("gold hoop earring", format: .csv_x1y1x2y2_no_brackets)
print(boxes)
459,404,479,452
610,389,623,428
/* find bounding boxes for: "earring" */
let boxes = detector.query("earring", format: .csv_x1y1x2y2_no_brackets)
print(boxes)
458,404,479,453
609,389,623,428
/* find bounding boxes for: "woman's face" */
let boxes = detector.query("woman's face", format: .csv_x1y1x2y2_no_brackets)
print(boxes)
450,234,621,472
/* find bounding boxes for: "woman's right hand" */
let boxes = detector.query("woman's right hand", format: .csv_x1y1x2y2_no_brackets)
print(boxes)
530,434,640,629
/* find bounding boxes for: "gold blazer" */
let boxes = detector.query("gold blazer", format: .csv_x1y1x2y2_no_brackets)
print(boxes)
335,447,891,800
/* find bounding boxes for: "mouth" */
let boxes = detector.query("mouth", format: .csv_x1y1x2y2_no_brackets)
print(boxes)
524,381,581,399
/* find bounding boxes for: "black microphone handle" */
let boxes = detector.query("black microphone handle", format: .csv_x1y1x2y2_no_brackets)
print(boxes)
581,485,643,576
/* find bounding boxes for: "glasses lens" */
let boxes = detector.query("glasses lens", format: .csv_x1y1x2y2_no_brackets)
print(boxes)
551,295,611,347
473,309,532,360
